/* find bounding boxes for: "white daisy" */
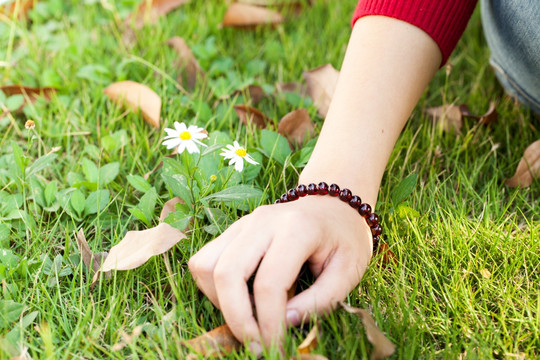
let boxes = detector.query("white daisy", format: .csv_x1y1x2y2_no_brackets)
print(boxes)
220,141,259,172
162,121,208,154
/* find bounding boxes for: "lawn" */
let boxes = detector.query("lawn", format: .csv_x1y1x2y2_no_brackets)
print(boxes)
0,1,538,359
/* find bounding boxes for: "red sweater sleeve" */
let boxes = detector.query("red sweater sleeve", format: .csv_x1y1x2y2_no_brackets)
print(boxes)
352,0,478,65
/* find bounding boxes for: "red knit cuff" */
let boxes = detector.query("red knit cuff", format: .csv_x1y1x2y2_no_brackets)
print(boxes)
351,0,478,65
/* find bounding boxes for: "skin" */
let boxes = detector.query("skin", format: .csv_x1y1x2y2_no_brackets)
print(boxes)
188,15,442,349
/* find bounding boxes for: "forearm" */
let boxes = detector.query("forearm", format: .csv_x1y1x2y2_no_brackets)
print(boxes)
300,16,442,206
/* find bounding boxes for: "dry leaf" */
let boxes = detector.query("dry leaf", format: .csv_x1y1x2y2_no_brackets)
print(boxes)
238,0,313,16
375,243,397,268
424,104,464,133
159,197,184,222
75,229,109,278
303,64,339,118
480,269,491,279
297,322,319,354
91,223,186,285
461,101,498,125
129,0,189,28
167,36,204,91
0,0,34,18
0,85,57,114
292,355,329,360
184,324,241,357
104,81,161,128
278,108,314,147
276,82,308,97
222,3,284,28
234,104,271,128
231,85,266,105
339,302,396,360
505,139,540,187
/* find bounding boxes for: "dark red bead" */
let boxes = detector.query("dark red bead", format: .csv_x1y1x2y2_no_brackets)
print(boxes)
306,183,318,195
328,183,340,196
280,193,289,203
297,184,308,197
371,223,382,236
366,213,379,226
358,203,371,216
372,235,380,250
339,188,352,202
349,195,361,208
317,182,329,195
287,188,299,201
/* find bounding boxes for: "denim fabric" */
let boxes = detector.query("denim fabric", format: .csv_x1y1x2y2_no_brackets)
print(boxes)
481,0,540,114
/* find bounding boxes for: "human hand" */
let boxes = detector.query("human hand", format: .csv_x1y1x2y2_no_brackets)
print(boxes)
188,194,373,348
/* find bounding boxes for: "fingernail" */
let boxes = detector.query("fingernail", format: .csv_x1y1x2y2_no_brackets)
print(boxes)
249,341,262,356
286,309,300,326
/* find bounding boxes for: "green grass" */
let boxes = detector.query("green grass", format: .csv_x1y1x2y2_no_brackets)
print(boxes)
1,1,539,359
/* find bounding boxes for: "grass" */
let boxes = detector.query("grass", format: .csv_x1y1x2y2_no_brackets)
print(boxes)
1,1,539,359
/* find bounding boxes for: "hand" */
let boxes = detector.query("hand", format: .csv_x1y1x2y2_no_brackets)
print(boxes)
188,195,373,348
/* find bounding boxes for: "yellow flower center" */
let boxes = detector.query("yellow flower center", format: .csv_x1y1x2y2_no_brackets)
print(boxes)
179,131,191,140
235,148,247,157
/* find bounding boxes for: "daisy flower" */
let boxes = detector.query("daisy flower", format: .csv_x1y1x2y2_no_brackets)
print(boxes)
220,141,259,172
162,122,208,154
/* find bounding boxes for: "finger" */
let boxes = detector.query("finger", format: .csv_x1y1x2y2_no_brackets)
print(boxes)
253,231,319,346
213,228,270,343
285,251,368,327
188,221,244,308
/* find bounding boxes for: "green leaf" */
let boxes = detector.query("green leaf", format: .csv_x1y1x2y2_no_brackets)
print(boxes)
98,162,119,186
6,95,24,111
201,143,225,157
81,158,98,184
127,175,152,192
70,190,86,216
162,174,192,207
26,153,58,177
391,173,418,205
0,300,24,329
84,189,109,215
44,181,58,206
0,223,10,246
260,130,292,166
164,210,192,232
202,185,263,203
11,141,25,176
76,64,111,84
0,249,20,269
128,207,149,226
138,188,157,222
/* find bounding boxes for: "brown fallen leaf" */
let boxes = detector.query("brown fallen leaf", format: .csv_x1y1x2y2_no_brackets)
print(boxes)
297,322,319,354
278,108,314,147
159,197,184,222
104,81,161,128
167,36,205,91
0,0,34,18
276,82,308,98
75,229,109,278
424,104,464,133
339,302,396,360
231,85,266,105
0,85,57,114
303,64,339,118
128,0,189,28
222,3,284,28
460,101,498,125
234,104,271,128
91,223,186,285
505,139,540,187
184,324,241,357
375,243,397,268
292,355,329,360
480,268,491,279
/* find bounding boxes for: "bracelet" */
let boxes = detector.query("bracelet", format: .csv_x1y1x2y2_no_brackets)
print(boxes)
274,182,382,251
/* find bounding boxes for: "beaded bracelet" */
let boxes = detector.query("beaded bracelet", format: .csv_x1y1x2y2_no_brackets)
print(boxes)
274,182,382,251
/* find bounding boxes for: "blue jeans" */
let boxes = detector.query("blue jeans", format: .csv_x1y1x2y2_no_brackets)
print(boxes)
481,0,540,114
